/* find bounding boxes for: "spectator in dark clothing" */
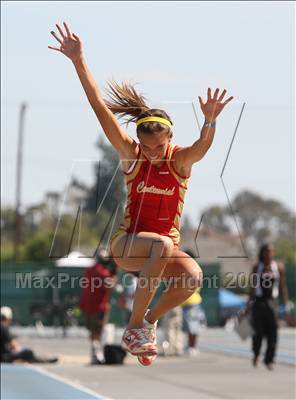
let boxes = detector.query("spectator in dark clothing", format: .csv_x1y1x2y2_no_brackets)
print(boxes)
80,250,117,364
248,244,290,370
1,307,58,364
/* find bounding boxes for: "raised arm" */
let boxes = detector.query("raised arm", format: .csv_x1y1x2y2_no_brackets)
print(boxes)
48,22,136,159
174,88,234,170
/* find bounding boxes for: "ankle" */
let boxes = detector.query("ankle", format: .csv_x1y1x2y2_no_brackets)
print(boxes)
127,322,143,330
145,310,157,324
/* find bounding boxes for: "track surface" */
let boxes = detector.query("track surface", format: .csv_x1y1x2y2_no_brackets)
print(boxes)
1,328,295,399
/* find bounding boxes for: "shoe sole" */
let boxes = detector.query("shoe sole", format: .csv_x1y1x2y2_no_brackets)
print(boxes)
137,354,157,366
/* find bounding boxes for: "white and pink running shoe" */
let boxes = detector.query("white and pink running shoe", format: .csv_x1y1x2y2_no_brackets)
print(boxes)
121,326,157,357
137,310,158,366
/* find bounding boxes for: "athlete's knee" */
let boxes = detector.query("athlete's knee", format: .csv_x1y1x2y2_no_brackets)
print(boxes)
193,263,203,287
184,261,203,293
152,236,174,258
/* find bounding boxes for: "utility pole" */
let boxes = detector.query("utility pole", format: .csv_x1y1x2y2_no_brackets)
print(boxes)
14,102,27,262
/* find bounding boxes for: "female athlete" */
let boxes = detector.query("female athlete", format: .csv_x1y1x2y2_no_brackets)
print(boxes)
49,22,233,366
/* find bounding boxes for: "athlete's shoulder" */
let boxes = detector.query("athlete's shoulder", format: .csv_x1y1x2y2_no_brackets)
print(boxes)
170,142,182,150
168,142,184,157
169,143,191,179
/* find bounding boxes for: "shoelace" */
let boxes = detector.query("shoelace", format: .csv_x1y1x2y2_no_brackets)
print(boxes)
129,328,150,344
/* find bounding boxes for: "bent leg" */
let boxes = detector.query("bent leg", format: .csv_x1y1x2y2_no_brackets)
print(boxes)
110,231,175,328
146,249,203,323
110,231,173,271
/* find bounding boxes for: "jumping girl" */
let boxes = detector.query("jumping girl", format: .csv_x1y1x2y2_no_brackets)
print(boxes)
49,22,234,366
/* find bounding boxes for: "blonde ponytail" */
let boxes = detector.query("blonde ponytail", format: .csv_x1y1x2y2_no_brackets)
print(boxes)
104,80,173,134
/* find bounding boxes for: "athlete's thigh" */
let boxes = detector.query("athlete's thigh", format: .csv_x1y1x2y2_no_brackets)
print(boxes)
162,249,203,288
110,231,174,271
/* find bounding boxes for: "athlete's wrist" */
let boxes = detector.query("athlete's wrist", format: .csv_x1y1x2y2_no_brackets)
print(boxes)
204,119,216,128
72,54,85,67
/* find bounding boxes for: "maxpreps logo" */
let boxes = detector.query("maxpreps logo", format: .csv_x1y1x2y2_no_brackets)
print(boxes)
136,181,175,196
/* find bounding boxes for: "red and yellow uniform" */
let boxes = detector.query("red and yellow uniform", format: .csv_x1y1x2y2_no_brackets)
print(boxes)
110,143,190,250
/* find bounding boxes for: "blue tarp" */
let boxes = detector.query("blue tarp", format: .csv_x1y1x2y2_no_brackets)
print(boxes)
219,289,247,309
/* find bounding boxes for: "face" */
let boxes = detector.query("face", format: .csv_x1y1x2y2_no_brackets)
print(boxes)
263,245,274,263
138,130,171,163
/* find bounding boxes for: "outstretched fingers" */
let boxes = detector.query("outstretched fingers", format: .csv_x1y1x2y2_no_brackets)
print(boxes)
50,30,63,45
218,89,226,102
63,21,72,37
207,87,212,101
72,33,81,42
222,96,234,106
198,96,204,106
48,45,62,52
212,88,219,101
56,23,66,40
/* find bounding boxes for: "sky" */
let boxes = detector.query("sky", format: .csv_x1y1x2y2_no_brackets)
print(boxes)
1,1,295,225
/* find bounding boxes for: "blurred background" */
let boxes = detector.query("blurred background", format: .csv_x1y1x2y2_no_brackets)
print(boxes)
1,2,295,399
2,0,295,327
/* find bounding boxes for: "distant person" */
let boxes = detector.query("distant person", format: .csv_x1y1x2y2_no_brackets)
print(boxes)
1,307,58,364
181,249,206,357
80,251,117,364
249,243,290,370
182,291,206,356
161,306,183,356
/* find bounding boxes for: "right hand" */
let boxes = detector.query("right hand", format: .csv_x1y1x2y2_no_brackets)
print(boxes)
48,22,82,62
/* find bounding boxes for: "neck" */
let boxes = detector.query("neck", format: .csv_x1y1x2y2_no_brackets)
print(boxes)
263,260,272,268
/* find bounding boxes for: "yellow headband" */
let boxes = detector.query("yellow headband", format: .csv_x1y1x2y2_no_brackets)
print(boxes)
136,116,173,128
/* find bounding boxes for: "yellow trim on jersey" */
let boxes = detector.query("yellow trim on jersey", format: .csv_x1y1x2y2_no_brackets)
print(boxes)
124,148,144,180
166,144,191,184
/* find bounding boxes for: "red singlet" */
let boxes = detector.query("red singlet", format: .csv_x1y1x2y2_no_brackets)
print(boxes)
110,143,190,248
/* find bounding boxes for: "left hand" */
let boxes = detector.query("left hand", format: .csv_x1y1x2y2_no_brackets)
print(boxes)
199,88,234,122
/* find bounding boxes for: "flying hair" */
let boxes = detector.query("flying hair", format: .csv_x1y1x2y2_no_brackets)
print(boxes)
104,81,173,135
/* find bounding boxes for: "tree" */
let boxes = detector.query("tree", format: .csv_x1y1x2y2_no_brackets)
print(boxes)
275,239,296,265
232,190,295,244
24,234,53,262
48,213,101,259
201,190,296,257
201,206,231,233
1,207,16,242
85,136,127,237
